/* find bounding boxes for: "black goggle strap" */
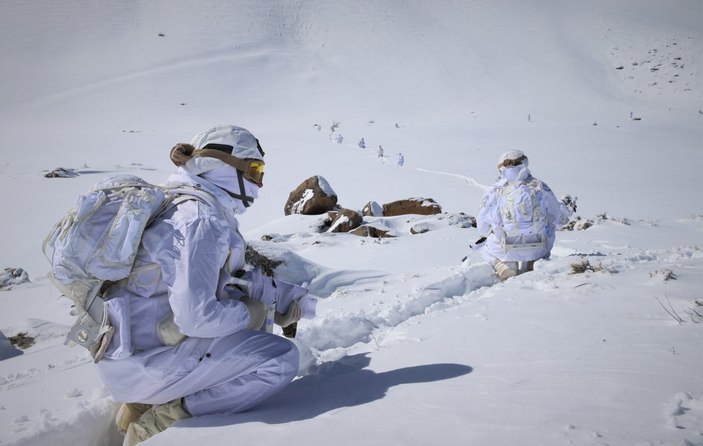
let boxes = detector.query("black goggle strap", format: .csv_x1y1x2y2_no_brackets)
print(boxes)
223,169,254,208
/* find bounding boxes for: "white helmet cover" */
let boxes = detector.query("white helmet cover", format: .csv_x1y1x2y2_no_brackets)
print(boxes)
498,150,529,169
191,125,264,161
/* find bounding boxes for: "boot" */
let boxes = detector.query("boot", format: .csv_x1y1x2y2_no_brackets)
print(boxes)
517,260,536,274
495,261,518,281
123,398,191,446
282,322,297,338
115,402,152,434
525,260,535,272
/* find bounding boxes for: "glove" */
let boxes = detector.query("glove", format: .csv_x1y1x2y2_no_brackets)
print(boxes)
470,236,487,249
236,268,276,306
274,300,302,327
235,269,307,309
241,296,267,330
561,195,577,213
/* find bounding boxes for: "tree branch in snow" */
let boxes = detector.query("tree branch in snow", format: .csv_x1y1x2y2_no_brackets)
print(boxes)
655,295,685,324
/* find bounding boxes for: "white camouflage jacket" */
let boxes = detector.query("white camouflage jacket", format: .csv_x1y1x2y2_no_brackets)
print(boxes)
477,173,572,262
102,169,251,359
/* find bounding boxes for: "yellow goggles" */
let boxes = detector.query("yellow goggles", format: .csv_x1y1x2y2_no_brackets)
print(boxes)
244,160,265,186
192,149,265,186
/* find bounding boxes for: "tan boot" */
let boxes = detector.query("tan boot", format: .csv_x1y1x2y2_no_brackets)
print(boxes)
115,402,152,434
495,261,518,281
123,398,191,446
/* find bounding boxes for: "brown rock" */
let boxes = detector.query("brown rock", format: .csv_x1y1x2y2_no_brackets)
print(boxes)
382,198,442,216
349,225,393,238
328,208,362,233
284,176,338,215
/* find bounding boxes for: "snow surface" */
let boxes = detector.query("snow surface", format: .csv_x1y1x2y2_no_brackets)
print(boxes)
1,1,702,445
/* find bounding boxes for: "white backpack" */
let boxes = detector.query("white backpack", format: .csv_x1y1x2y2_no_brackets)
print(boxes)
43,175,213,362
497,179,548,250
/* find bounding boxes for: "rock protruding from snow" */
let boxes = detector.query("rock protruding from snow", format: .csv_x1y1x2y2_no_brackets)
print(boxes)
410,222,432,234
382,197,442,216
284,175,338,215
0,267,30,290
362,201,384,217
446,212,477,228
44,167,78,178
326,208,362,233
349,224,393,238
562,216,594,231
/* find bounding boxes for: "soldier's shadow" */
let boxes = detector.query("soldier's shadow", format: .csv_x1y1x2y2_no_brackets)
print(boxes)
184,354,472,427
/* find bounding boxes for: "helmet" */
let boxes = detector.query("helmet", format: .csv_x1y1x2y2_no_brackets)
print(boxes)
184,125,265,188
497,150,528,169
169,125,265,210
191,125,264,161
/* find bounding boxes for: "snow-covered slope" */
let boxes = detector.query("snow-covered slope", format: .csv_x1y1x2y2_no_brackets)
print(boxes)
0,1,701,445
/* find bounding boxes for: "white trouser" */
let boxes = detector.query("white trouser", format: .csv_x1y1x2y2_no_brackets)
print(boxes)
98,330,299,416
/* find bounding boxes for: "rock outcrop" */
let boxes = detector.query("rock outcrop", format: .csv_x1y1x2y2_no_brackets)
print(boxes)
284,175,338,215
327,208,362,233
382,198,442,216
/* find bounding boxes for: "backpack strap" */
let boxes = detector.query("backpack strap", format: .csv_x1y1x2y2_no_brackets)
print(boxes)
148,185,222,226
527,179,545,234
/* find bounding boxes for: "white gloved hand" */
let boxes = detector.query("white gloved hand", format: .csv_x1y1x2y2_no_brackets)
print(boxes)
274,300,302,327
561,195,577,213
241,296,267,330
236,268,276,306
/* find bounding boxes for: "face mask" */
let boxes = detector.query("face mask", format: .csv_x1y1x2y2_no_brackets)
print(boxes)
201,166,260,213
230,180,260,214
501,165,528,183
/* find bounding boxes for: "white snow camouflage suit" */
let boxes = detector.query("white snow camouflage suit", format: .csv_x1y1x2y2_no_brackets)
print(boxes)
477,165,572,263
96,167,298,416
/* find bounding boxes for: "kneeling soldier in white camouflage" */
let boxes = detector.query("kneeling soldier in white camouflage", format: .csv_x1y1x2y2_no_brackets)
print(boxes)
97,125,314,445
475,150,575,281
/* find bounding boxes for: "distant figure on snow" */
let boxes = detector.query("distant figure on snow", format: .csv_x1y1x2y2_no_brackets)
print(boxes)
335,134,343,144
475,150,575,281
377,145,384,158
358,137,366,149
395,152,404,166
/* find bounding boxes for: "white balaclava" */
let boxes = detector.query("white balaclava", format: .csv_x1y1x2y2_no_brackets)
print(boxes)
498,150,531,184
183,158,260,214
183,125,265,212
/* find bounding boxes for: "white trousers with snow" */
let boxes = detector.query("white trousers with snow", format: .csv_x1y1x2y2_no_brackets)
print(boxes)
98,330,298,416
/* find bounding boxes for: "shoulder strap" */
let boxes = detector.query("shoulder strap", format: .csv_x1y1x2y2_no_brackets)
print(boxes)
528,179,544,228
148,185,222,225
